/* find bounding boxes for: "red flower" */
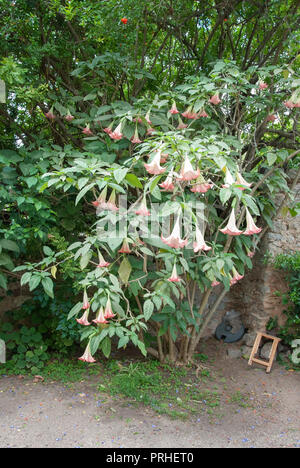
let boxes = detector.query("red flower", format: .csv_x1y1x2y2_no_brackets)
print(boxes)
121,18,128,24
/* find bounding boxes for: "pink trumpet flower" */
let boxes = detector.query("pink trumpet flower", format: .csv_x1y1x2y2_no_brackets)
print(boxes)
190,178,212,193
159,173,175,191
92,186,108,209
266,114,276,122
145,111,152,125
176,116,188,129
82,290,90,310
97,252,110,268
168,264,181,282
82,125,93,136
135,199,150,216
283,100,295,108
182,106,198,119
246,246,255,258
178,156,200,181
259,81,268,90
103,122,114,136
76,309,91,326
230,267,244,285
118,238,132,254
65,112,74,122
104,297,115,319
243,208,262,235
78,343,96,363
235,172,252,190
161,216,188,249
169,101,180,114
130,128,142,144
45,108,55,120
146,126,156,135
106,190,119,211
92,306,108,324
222,168,235,188
144,150,166,175
193,226,211,253
110,122,123,140
209,93,221,105
219,208,243,236
211,280,221,287
198,109,208,117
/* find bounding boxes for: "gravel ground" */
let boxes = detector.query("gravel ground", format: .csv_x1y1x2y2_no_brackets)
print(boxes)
1,340,300,449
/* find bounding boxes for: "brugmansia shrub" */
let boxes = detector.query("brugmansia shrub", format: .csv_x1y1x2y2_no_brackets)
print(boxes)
15,61,300,364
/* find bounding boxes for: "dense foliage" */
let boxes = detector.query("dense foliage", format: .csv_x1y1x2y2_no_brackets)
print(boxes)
0,0,299,365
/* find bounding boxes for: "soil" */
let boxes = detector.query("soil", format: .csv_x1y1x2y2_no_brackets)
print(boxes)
0,338,300,449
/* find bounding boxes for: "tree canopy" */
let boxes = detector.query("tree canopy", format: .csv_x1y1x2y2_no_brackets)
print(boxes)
0,0,299,364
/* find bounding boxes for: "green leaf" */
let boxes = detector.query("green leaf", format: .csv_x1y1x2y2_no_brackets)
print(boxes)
101,336,111,358
80,251,92,270
21,272,32,286
114,167,128,184
0,239,19,253
67,302,82,320
143,299,154,321
29,275,41,292
118,257,132,285
125,173,143,189
75,183,95,205
41,277,54,299
0,273,7,289
266,153,277,166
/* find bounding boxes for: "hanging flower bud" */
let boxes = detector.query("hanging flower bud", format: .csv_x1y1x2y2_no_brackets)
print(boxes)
65,111,74,122
145,110,152,125
78,343,96,363
92,186,108,209
193,225,211,253
76,309,91,326
176,116,188,129
118,238,132,254
104,297,115,319
178,155,200,181
161,216,188,249
258,81,268,90
159,173,175,191
222,168,235,188
169,101,180,114
45,108,55,120
92,306,108,324
219,208,243,236
168,263,181,282
97,252,110,268
198,109,208,117
106,190,119,211
110,122,123,140
190,175,212,193
82,290,90,310
235,172,252,190
209,93,221,105
130,127,142,144
135,198,150,216
103,122,114,136
144,150,166,175
82,124,93,136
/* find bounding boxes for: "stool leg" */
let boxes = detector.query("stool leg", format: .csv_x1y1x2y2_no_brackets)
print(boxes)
248,333,262,366
266,340,279,373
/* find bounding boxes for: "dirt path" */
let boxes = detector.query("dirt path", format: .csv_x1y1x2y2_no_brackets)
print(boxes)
1,340,300,448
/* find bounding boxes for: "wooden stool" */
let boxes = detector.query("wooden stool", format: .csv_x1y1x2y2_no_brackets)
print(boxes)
248,332,281,373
